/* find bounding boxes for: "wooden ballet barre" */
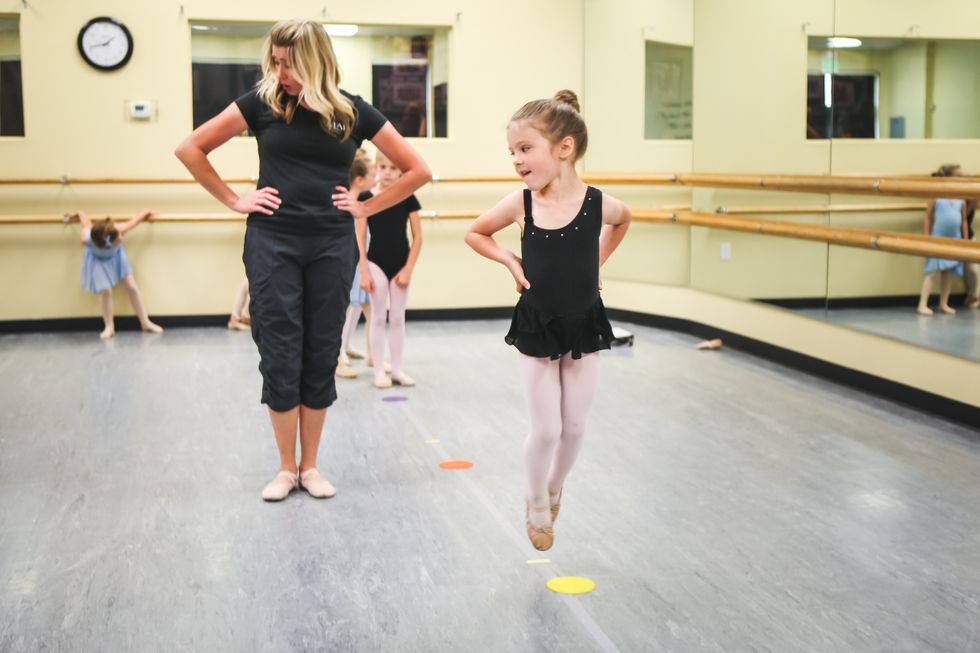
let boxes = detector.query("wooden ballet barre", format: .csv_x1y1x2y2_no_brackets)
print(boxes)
3,207,977,261
4,172,980,198
0,177,259,185
716,203,926,215
664,210,980,263
674,173,980,200
3,207,691,224
0,213,248,224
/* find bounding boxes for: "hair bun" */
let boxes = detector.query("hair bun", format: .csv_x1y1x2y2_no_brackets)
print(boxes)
553,89,580,113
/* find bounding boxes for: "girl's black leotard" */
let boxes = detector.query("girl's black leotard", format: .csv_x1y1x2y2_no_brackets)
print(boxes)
505,186,614,359
363,190,421,280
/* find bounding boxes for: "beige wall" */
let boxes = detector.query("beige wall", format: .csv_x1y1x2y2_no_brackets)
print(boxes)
932,42,980,139
0,0,581,320
1,0,977,403
888,42,927,138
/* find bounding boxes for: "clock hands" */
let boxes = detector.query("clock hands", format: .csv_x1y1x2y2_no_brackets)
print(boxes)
92,36,115,48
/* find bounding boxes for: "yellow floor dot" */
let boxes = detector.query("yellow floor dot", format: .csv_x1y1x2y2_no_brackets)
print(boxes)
546,576,596,595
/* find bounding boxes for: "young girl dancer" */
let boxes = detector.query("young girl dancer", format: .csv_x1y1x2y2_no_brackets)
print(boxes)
918,164,970,316
465,90,631,551
74,210,163,339
337,153,377,378
362,152,423,388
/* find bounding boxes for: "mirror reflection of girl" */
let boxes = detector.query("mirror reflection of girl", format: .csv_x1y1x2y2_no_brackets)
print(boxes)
74,210,163,339
918,164,969,316
963,200,979,309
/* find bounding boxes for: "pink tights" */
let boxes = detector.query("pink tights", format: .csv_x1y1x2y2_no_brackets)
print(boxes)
519,352,600,514
367,261,409,376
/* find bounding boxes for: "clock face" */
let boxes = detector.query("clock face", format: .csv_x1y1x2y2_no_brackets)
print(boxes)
78,17,133,71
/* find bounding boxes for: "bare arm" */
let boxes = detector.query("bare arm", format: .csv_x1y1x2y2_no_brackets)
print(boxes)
599,195,631,266
395,211,423,288
924,201,935,236
962,202,970,240
117,209,154,236
355,216,374,293
72,210,93,243
464,190,529,290
174,103,281,215
332,123,431,219
355,216,369,272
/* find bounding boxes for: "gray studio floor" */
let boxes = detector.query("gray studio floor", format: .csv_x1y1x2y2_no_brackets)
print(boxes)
796,305,980,361
1,320,979,653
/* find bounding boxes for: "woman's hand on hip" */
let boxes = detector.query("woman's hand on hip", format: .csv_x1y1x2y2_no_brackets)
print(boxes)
232,187,280,215
333,186,367,220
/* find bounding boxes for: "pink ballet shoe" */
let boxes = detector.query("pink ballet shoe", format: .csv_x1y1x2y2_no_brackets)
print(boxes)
336,364,357,379
345,347,366,360
525,500,554,551
261,469,298,502
390,371,416,387
549,488,563,523
299,468,336,498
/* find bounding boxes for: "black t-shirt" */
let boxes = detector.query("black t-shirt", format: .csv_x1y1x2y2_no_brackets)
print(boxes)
361,190,421,280
235,89,388,234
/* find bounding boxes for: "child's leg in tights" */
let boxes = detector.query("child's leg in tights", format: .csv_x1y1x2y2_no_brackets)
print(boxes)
367,262,390,380
938,271,956,313
520,354,563,528
231,278,249,322
363,303,373,363
521,353,601,528
387,281,410,376
546,353,600,502
339,304,362,365
99,289,114,339
121,275,163,333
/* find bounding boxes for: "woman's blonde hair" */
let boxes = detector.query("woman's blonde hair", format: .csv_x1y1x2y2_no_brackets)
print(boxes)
256,19,356,139
511,90,588,161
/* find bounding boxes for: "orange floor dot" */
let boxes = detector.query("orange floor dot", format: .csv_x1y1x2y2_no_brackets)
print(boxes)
439,460,474,470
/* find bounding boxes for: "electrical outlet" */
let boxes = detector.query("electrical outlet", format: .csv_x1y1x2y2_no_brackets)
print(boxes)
720,242,732,261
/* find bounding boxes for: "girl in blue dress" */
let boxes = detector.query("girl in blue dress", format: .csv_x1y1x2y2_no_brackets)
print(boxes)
75,210,163,338
917,165,970,316
337,152,378,379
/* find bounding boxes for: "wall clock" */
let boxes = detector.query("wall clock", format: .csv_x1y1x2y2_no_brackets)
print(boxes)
78,17,133,71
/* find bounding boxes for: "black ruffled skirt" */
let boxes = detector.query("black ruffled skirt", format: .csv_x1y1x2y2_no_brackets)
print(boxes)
505,296,614,360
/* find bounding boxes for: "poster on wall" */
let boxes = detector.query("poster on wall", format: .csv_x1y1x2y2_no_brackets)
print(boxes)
372,63,428,138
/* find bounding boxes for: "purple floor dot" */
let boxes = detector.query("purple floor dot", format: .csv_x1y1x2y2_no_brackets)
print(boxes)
382,396,408,402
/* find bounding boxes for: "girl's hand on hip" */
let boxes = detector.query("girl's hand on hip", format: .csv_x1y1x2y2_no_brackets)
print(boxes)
506,254,530,293
333,186,366,220
232,187,280,215
359,270,375,294
394,268,412,289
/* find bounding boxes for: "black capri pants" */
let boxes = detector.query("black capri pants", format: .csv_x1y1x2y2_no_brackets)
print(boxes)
243,224,356,412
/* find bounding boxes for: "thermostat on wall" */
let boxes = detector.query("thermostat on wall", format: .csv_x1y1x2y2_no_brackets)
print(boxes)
127,100,155,120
